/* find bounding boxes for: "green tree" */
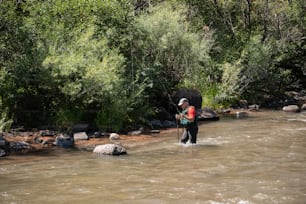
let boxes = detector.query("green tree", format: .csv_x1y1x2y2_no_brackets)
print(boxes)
0,1,47,126
185,0,305,106
130,2,216,109
23,0,135,130
219,36,292,105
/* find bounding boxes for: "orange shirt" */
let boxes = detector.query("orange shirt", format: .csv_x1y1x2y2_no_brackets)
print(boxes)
186,106,196,121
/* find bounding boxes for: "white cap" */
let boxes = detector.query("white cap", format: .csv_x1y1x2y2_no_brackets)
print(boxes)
178,98,188,106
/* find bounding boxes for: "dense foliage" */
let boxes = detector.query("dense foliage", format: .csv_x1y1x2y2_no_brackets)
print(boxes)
0,0,305,130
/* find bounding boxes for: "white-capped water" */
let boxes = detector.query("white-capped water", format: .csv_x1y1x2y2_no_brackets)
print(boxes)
1,111,306,204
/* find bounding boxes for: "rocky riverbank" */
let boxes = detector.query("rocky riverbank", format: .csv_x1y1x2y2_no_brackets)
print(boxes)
1,105,305,157
0,128,179,156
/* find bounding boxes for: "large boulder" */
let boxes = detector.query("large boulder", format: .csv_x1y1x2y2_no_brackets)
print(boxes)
172,88,202,109
93,144,127,156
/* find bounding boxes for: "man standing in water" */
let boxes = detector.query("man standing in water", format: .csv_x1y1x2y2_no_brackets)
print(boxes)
176,98,198,144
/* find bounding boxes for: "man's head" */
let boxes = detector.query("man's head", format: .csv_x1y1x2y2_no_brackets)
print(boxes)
178,98,189,109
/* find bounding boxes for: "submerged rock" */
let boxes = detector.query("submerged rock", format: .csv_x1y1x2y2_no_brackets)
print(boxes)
93,144,127,156
282,105,300,113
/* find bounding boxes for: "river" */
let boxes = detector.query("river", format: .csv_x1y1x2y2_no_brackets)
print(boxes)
0,111,306,204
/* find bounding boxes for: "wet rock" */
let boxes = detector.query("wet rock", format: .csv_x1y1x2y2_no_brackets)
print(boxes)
197,108,220,121
0,149,6,157
0,134,10,157
282,105,300,113
93,143,127,156
89,131,104,138
109,133,120,140
54,134,74,148
301,104,306,111
248,104,260,111
10,141,32,152
221,109,231,114
10,126,25,132
150,119,176,128
128,127,144,136
236,111,248,118
150,130,160,134
40,131,57,137
34,136,43,144
41,140,49,145
73,132,88,141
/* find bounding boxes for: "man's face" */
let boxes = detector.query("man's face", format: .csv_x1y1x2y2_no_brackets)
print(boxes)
180,101,188,109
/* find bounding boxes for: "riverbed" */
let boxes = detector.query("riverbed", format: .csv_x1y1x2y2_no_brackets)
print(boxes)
1,111,306,204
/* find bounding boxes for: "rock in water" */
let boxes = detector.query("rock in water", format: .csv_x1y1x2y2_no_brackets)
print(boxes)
93,144,127,156
10,141,32,152
73,132,88,141
0,135,10,156
0,149,6,157
109,133,120,140
236,111,248,118
282,105,300,113
54,134,74,148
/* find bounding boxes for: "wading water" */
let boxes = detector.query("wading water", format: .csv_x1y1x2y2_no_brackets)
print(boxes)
1,111,306,204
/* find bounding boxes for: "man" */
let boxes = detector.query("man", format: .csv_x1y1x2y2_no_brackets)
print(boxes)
175,98,198,144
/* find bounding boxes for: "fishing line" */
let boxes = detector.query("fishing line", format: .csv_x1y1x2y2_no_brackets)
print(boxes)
159,79,182,143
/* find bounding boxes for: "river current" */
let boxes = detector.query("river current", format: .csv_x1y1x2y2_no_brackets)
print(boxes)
1,111,306,204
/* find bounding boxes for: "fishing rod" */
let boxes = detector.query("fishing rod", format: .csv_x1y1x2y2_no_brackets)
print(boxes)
161,83,182,143
167,93,181,143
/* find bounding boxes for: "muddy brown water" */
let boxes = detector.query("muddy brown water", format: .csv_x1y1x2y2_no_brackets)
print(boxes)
1,111,306,204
